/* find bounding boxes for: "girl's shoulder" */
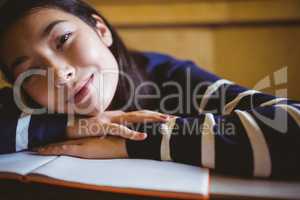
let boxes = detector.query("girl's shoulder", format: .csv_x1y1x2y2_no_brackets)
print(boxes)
131,51,219,84
131,51,199,78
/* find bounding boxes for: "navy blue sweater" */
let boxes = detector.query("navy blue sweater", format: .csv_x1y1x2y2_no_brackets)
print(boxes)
1,52,300,180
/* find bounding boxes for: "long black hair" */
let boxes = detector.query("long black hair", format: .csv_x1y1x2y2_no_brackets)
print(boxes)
0,0,149,111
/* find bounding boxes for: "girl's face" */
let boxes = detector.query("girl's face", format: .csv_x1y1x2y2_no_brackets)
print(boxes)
0,8,119,116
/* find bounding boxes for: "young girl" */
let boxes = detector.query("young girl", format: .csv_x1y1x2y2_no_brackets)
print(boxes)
0,0,299,180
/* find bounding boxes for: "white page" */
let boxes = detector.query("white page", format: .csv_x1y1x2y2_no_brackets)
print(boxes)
211,175,300,200
0,152,57,176
32,156,209,195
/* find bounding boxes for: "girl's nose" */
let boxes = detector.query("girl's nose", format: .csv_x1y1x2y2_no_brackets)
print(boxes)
54,65,76,88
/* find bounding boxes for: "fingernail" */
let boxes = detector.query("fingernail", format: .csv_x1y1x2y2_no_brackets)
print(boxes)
160,115,170,121
139,133,147,139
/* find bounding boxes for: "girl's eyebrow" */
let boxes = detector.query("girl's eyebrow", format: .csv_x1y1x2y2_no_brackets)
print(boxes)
41,20,67,38
10,20,68,71
10,20,68,70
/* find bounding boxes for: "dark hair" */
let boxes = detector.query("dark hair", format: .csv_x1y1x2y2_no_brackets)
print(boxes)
0,0,148,111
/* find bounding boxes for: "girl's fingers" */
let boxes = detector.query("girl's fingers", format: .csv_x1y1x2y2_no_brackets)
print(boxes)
103,123,147,141
33,137,128,159
35,144,84,157
112,110,171,124
33,139,85,157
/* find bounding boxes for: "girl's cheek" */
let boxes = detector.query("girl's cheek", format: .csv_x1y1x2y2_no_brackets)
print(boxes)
23,79,51,108
70,35,103,68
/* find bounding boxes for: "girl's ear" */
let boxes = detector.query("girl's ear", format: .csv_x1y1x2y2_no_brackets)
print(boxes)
91,14,113,47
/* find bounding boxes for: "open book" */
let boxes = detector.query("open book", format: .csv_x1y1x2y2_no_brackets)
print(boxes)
0,152,209,199
1,152,300,200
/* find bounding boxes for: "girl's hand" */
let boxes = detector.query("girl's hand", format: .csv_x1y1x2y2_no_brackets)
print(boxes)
67,110,171,141
34,137,128,159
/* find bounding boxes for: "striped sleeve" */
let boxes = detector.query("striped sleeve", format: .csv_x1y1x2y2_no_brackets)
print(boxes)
127,55,300,180
126,102,300,180
0,87,68,154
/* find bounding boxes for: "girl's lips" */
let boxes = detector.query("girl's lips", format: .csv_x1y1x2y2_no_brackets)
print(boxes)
74,74,94,104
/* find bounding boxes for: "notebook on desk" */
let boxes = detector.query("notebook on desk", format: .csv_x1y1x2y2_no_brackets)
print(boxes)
0,152,209,199
1,152,300,200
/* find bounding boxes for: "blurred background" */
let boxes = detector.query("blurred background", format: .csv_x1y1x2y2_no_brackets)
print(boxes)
87,0,300,100
1,0,299,100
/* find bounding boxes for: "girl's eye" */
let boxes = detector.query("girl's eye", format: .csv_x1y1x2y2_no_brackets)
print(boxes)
56,32,72,50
